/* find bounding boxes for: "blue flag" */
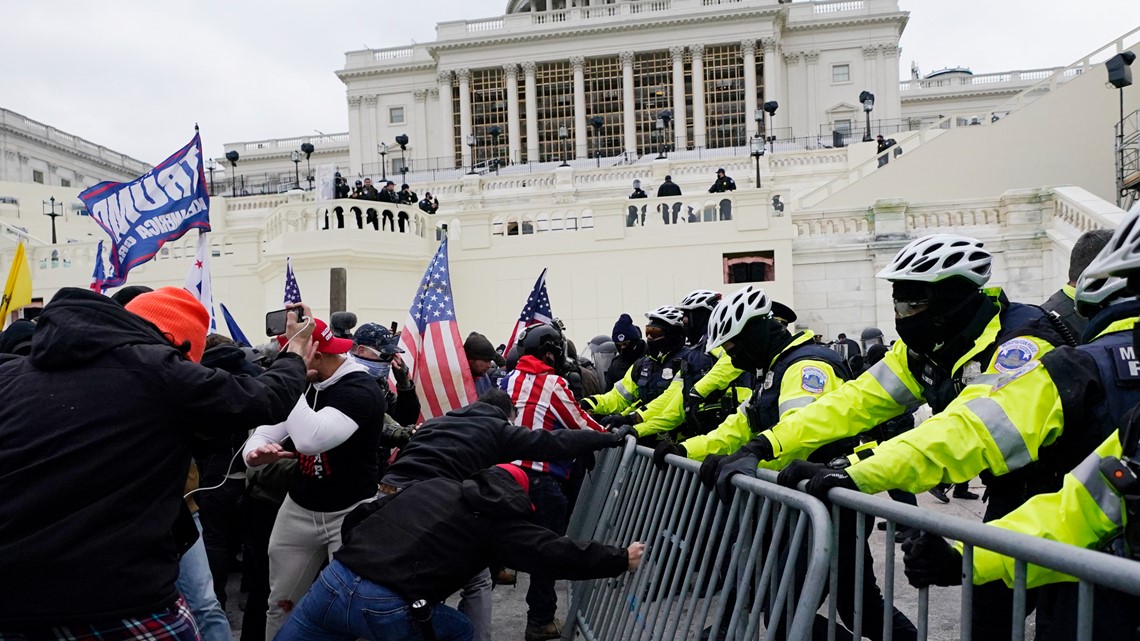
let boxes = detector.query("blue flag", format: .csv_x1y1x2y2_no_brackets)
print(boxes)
80,133,210,288
284,257,302,304
89,241,107,294
220,303,251,347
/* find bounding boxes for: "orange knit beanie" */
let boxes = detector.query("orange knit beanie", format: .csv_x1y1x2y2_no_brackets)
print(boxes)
126,287,210,363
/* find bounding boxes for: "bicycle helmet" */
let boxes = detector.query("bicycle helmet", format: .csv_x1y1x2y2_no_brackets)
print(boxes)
644,306,685,327
876,234,992,286
1074,274,1130,318
676,289,722,312
706,285,773,351
1080,203,1140,281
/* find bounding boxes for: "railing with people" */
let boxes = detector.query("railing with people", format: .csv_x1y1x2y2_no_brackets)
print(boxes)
261,198,438,243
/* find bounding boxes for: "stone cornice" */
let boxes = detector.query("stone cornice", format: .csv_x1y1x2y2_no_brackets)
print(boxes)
0,124,152,175
900,86,1025,103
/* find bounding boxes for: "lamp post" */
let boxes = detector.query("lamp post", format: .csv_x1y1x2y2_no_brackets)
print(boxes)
655,110,673,159
860,90,875,142
225,150,240,197
290,150,301,190
488,126,502,174
589,116,604,167
42,196,62,244
205,158,217,196
395,134,409,183
378,142,388,181
750,136,765,188
1107,52,1136,207
763,101,779,153
301,142,315,190
466,134,477,174
558,126,570,167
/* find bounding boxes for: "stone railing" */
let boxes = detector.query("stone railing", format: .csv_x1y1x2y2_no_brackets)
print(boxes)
230,133,349,153
0,108,151,174
899,67,1070,93
1051,185,1127,234
262,200,436,243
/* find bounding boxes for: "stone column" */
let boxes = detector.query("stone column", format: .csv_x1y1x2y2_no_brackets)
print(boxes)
742,39,758,138
761,37,779,106
457,68,472,169
880,44,901,122
571,57,587,159
863,45,879,137
504,64,522,164
523,61,539,163
620,51,637,157
784,51,803,138
363,94,378,176
804,51,820,141
690,44,706,148
438,70,454,166
413,89,429,171
670,46,688,150
347,96,363,175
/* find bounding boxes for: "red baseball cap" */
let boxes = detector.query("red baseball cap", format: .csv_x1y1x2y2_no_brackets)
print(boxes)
277,317,353,354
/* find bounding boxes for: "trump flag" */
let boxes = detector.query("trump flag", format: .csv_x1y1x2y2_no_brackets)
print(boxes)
80,133,211,288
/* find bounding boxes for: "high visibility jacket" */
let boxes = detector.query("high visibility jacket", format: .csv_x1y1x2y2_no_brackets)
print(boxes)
684,331,849,461
846,310,1140,517
581,348,683,416
757,289,1066,471
636,343,752,440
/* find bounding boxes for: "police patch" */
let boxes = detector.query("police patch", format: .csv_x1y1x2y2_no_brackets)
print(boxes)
993,337,1039,374
801,366,828,394
662,368,674,380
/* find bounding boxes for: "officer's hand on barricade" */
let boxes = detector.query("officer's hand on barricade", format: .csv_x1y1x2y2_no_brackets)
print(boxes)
683,389,705,425
804,467,859,502
608,424,637,445
600,414,635,429
580,397,598,412
776,460,824,490
698,455,724,490
901,532,963,588
627,542,646,572
714,450,760,504
652,440,686,470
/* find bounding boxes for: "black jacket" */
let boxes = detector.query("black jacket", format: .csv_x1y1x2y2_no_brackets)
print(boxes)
195,344,265,479
337,467,628,604
0,288,307,626
382,401,617,487
1042,288,1088,342
656,181,681,197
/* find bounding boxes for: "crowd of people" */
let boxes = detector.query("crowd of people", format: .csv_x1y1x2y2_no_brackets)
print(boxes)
626,168,737,226
329,172,439,231
4,211,1140,641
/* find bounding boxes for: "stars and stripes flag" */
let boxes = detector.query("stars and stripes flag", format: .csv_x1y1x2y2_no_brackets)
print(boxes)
284,257,302,304
504,268,553,355
397,237,477,420
89,241,107,294
183,230,216,331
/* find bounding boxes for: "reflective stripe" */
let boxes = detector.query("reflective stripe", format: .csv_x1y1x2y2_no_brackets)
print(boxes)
778,396,815,416
614,381,634,403
1072,453,1124,527
971,374,1005,388
964,397,1033,472
868,361,921,408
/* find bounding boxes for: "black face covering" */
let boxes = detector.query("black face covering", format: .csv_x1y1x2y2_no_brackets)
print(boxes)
684,308,713,345
727,318,791,373
647,324,685,360
895,288,990,360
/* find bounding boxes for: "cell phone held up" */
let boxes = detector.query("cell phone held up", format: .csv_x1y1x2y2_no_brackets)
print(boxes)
265,307,306,337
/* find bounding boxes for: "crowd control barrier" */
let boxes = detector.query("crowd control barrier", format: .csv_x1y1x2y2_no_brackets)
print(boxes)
563,440,834,641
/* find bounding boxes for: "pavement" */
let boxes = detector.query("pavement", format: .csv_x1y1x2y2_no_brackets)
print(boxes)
223,480,1028,641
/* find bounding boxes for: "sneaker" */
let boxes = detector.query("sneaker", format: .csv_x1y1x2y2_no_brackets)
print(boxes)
525,618,563,641
928,486,950,504
494,569,517,586
953,488,980,500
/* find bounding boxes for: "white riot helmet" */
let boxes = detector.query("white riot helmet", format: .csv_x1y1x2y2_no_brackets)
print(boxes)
706,285,773,351
1081,204,1140,281
644,306,685,327
676,289,722,312
876,234,992,287
1074,274,1131,318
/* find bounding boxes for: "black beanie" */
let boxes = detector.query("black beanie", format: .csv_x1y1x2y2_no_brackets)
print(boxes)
612,314,641,343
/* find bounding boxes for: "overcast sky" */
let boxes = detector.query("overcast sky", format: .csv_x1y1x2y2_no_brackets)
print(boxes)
1,0,1136,164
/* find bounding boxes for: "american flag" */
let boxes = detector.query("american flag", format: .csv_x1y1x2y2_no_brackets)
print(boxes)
183,231,216,331
284,257,302,305
398,237,478,420
504,268,553,356
89,241,107,294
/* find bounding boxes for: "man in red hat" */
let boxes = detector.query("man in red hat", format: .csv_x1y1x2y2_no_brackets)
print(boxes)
243,316,388,639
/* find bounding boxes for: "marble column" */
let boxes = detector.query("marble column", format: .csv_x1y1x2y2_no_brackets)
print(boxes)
620,51,636,156
690,44,706,148
761,37,780,109
413,89,429,171
438,70,454,165
363,94,378,176
805,51,820,140
523,61,539,163
784,51,804,138
863,45,879,137
572,56,587,159
670,46,688,150
742,39,758,138
457,68,472,169
347,96,363,175
881,44,901,122
504,64,522,164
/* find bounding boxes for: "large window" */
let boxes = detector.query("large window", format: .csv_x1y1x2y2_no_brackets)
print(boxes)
832,63,851,84
703,44,745,149
634,51,674,157
536,61,574,163
585,56,624,160
32,170,43,184
723,250,776,284
470,68,508,169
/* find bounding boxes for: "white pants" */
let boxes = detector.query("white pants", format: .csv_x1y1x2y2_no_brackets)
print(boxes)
264,494,368,640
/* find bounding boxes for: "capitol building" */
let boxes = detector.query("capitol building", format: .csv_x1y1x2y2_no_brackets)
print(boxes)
1,0,1138,344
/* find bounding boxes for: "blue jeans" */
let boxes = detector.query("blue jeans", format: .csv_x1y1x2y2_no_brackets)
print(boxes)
274,560,473,641
177,512,234,641
524,472,568,626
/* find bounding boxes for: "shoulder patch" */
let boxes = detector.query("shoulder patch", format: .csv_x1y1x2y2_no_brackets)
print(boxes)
990,360,1039,392
801,366,828,394
1110,344,1140,382
993,337,1040,374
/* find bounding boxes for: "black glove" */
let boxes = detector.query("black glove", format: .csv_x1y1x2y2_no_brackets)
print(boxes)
652,441,686,470
741,436,775,462
699,454,724,490
776,460,825,490
901,532,963,588
683,389,705,426
803,467,859,502
714,450,760,504
579,397,598,412
609,424,636,444
600,414,635,428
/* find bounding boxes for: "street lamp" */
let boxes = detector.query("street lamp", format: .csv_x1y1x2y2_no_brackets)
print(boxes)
763,101,779,153
205,158,217,196
466,134,477,174
655,110,673,159
290,150,301,190
558,126,570,167
395,134,409,183
1107,52,1136,207
378,142,388,181
750,136,765,188
488,126,502,174
589,116,604,167
42,196,62,244
225,150,240,197
860,90,875,142
301,142,315,190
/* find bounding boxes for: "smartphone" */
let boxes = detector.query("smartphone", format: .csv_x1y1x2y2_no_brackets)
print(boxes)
265,307,304,337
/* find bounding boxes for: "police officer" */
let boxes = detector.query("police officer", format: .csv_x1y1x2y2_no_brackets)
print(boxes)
708,168,736,193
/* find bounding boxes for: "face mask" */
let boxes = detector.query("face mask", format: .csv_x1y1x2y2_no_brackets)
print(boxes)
895,313,940,355
726,319,783,373
352,354,390,381
646,327,684,360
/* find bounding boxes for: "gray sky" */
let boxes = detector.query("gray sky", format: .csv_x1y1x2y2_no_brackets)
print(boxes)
1,0,1136,165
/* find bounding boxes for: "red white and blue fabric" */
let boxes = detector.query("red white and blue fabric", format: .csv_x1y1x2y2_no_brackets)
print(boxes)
504,355,604,479
182,230,216,331
503,268,553,356
89,240,107,294
0,597,198,641
397,237,477,420
284,257,302,305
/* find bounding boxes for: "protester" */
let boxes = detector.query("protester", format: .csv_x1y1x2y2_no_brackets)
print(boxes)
465,331,506,395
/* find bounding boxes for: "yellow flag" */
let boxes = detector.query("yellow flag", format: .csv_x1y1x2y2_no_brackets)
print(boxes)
0,242,32,326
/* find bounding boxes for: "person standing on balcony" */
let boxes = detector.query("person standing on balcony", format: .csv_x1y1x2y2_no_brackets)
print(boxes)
379,181,400,232
627,179,647,227
656,175,682,224
1042,229,1113,341
708,168,736,193
419,191,439,215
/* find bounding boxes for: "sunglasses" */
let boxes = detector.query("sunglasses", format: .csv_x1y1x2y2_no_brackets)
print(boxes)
351,344,396,362
645,326,666,340
893,300,930,318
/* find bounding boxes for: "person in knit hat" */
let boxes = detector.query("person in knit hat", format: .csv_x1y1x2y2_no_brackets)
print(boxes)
464,331,506,395
0,319,35,356
0,288,313,639
125,287,211,363
603,313,645,393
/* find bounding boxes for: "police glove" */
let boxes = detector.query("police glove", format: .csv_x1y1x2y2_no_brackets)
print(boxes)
683,389,706,425
580,397,598,412
653,440,686,470
776,460,824,490
698,455,724,491
600,414,636,429
714,450,760,504
901,533,963,588
803,468,859,503
609,424,637,445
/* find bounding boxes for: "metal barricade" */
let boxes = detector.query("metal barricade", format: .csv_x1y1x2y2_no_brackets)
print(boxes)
563,441,834,641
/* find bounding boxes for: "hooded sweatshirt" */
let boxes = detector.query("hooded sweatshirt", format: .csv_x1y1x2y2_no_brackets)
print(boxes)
0,288,307,626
